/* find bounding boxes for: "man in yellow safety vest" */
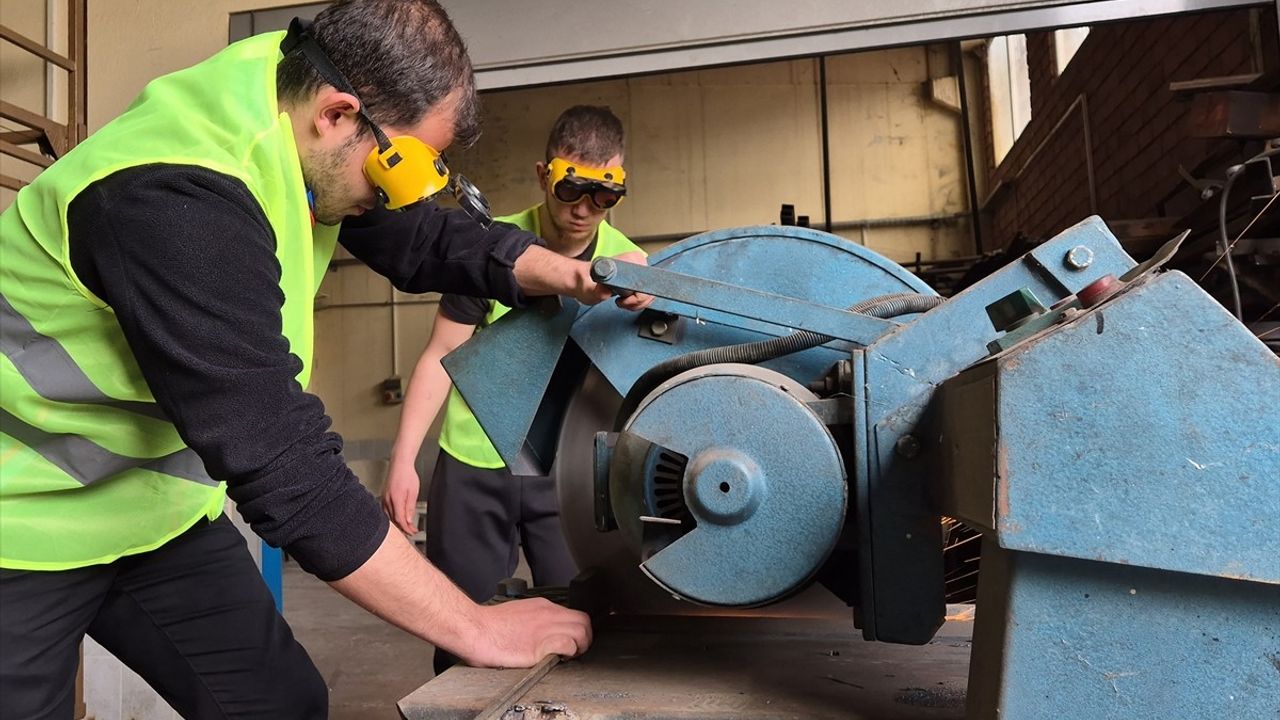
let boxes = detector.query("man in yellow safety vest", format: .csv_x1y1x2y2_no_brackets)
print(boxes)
0,1,648,716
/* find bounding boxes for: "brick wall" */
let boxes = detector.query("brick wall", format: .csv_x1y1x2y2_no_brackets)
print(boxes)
984,8,1279,250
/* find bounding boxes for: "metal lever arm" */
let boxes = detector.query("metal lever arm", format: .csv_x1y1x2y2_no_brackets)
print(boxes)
590,257,898,346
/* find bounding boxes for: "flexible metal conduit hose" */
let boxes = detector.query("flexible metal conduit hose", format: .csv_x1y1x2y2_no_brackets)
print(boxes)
615,292,944,429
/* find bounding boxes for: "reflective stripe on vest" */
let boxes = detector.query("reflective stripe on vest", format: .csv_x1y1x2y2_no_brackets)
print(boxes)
0,30,337,570
1,409,215,487
437,204,644,469
0,293,167,419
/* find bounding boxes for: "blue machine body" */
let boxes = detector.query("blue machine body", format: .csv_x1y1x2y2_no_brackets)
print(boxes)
942,272,1280,580
846,217,1145,643
939,269,1280,718
443,217,1280,718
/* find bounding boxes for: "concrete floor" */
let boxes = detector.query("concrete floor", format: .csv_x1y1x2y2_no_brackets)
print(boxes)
283,561,436,720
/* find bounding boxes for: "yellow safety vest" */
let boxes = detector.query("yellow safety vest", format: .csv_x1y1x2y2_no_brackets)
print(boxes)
437,205,642,469
0,31,337,569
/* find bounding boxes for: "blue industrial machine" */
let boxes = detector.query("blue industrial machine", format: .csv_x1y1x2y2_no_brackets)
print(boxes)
442,217,1280,718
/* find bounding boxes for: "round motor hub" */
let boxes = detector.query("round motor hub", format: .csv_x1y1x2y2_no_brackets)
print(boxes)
614,364,847,607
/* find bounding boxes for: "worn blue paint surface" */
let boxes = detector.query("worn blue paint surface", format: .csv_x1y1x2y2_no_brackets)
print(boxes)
854,216,1139,643
942,266,1280,717
448,226,930,470
1025,220,1136,294
991,271,1280,581
625,370,846,607
968,546,1280,719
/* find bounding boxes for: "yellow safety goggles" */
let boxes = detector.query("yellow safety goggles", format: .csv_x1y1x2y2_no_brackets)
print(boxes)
547,157,627,210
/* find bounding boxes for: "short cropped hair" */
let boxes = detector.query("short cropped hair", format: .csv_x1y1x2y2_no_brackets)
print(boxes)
276,0,481,147
544,105,625,164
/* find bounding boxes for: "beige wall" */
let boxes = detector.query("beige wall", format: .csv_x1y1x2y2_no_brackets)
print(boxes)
825,45,971,261
447,47,971,264
2,1,973,471
2,0,301,208
84,0,301,129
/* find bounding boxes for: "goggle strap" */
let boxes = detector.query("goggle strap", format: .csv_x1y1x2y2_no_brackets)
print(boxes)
282,18,392,152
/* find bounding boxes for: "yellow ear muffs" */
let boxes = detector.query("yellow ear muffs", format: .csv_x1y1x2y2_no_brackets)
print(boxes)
363,135,450,211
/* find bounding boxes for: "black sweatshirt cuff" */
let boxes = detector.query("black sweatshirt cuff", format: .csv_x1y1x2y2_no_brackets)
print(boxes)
488,226,545,308
226,443,391,581
287,477,390,582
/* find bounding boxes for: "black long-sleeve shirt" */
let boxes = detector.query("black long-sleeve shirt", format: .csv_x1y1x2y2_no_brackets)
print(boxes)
66,164,540,580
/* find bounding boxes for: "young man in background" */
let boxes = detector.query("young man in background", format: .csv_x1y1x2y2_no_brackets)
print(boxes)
383,105,649,672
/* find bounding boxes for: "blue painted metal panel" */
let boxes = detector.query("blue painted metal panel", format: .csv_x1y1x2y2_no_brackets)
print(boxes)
1025,218,1138,294
947,267,1280,716
641,226,935,296
855,216,1139,643
991,271,1280,581
573,226,935,396
968,546,1280,719
577,312,854,400
442,299,579,472
625,371,847,607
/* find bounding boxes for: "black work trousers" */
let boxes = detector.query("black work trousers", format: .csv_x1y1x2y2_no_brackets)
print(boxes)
424,450,577,673
0,515,326,720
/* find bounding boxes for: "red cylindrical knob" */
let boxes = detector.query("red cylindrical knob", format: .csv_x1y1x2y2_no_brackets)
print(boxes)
1078,274,1121,308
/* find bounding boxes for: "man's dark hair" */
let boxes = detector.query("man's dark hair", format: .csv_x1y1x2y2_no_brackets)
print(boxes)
277,0,480,148
545,106,625,164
